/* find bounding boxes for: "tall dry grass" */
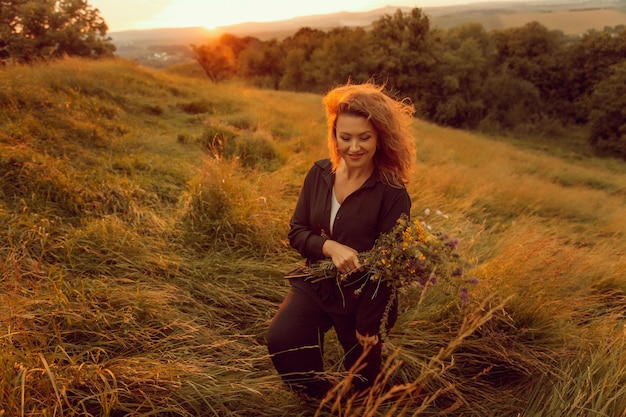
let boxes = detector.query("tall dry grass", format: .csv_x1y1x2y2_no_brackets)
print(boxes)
1,58,625,416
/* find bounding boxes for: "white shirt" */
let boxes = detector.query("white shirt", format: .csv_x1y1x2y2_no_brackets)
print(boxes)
330,187,340,234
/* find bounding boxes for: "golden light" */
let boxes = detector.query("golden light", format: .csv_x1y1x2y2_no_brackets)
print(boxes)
139,0,374,30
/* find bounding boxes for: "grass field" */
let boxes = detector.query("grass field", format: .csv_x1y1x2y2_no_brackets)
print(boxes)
499,9,626,35
1,58,626,416
430,8,626,34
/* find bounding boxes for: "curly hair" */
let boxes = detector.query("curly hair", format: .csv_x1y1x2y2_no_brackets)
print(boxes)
322,82,416,187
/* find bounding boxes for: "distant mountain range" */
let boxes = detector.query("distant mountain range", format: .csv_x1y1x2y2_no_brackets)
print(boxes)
109,0,626,67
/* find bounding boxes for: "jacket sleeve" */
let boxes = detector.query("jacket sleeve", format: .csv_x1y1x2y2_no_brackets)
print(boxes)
355,186,411,337
287,165,328,261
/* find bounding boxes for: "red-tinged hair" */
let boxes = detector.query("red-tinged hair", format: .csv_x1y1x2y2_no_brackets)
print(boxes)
323,82,416,187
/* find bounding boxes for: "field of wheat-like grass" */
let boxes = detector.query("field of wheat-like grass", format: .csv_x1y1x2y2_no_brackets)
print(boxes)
1,58,625,416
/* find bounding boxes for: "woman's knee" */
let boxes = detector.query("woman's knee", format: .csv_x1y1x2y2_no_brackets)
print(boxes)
267,317,290,355
267,287,328,353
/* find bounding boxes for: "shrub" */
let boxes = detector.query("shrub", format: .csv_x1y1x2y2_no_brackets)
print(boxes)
177,98,241,115
0,148,85,217
198,125,285,171
180,158,288,256
197,123,239,158
220,113,257,130
230,132,285,171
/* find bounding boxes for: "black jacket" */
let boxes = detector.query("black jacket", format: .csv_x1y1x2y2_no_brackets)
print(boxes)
288,159,411,336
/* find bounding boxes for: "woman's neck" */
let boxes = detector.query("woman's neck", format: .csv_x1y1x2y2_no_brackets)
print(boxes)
337,160,374,182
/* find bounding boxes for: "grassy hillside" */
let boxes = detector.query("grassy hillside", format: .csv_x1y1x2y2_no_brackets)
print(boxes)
1,58,626,416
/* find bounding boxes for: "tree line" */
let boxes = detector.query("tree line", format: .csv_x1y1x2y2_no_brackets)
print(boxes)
192,9,626,159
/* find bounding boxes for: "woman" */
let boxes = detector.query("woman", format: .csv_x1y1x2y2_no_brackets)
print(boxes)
267,82,416,398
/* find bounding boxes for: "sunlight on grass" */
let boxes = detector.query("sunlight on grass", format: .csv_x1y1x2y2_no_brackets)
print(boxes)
1,57,625,416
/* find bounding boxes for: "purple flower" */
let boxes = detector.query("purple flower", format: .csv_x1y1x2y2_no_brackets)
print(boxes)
452,267,463,277
468,276,479,285
445,238,460,250
459,287,469,306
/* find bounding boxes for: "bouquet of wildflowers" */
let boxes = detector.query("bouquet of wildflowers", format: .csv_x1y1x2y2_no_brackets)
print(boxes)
290,210,477,307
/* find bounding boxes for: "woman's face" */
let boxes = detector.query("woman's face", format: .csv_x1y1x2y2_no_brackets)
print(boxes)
335,113,378,171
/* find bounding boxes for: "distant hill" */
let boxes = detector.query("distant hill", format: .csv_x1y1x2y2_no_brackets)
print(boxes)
109,0,626,67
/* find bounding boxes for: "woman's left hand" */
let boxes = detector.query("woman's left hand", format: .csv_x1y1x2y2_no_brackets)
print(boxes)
356,330,379,348
322,240,363,275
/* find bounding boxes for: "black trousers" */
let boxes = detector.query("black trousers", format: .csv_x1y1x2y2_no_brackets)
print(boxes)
267,283,384,398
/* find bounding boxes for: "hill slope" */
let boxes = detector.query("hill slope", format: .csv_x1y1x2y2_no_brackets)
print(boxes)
1,58,626,416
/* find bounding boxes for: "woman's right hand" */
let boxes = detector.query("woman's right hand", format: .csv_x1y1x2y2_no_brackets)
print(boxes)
322,240,363,275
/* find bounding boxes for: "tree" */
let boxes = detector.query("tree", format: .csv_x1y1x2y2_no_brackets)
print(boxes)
191,42,236,83
279,27,326,91
493,21,562,64
588,61,626,159
481,72,542,131
239,38,284,89
434,23,495,128
308,27,375,91
280,48,313,91
560,28,626,123
483,21,568,131
0,0,114,63
218,33,258,58
492,23,563,95
368,8,439,117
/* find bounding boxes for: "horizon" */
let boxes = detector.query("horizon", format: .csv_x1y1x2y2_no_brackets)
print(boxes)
92,0,532,33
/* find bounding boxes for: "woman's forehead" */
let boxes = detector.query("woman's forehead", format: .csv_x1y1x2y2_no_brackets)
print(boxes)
336,113,375,132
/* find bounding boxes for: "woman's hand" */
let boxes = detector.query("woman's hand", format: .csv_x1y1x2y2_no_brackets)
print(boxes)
356,330,379,348
322,240,363,275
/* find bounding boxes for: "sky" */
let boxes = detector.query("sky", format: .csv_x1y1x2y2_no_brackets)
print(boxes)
90,0,518,32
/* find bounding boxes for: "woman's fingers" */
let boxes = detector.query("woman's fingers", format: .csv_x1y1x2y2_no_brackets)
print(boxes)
341,257,363,274
322,240,365,274
344,263,362,275
356,330,379,347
